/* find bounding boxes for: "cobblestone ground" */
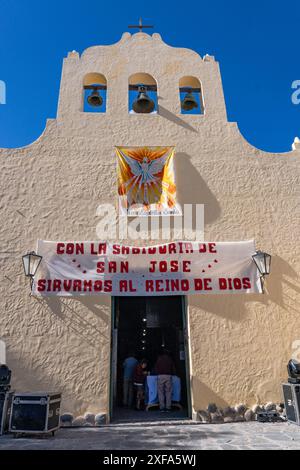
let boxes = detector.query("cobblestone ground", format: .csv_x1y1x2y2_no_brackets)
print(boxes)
1,421,300,450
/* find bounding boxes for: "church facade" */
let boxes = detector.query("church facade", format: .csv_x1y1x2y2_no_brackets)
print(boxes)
0,31,299,420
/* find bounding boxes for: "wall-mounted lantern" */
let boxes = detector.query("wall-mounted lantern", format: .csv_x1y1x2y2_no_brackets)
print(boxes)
252,250,271,292
22,251,42,288
252,250,271,276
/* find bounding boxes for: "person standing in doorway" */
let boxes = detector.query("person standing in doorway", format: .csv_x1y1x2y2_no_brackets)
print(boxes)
122,352,138,407
133,359,149,410
154,349,176,412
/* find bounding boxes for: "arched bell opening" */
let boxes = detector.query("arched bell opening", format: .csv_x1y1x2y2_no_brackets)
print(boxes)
129,73,158,114
83,73,107,113
179,76,203,115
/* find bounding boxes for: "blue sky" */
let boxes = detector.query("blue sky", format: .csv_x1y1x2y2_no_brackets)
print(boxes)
0,0,299,151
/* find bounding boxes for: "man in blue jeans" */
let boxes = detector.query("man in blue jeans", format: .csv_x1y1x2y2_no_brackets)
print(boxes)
123,352,138,407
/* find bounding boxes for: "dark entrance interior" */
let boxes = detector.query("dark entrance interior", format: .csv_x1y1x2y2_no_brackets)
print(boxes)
111,296,190,422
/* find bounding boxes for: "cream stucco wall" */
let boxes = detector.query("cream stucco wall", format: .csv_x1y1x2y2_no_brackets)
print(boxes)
0,32,299,417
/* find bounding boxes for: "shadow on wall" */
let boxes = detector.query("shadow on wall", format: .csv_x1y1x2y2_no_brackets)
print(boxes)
189,293,262,322
267,255,300,312
158,105,198,133
189,255,299,321
191,372,283,410
6,296,112,415
191,376,229,411
174,152,221,227
6,348,81,414
41,296,111,348
78,296,111,325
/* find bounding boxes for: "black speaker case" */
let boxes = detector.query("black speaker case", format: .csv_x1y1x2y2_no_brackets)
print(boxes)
282,383,300,425
0,391,14,435
9,392,61,435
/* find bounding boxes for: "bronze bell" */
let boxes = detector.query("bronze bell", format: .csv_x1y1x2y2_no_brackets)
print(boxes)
132,86,155,114
181,91,198,111
87,88,103,107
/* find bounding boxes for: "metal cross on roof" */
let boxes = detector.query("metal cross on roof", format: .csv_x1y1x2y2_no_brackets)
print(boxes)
128,18,154,32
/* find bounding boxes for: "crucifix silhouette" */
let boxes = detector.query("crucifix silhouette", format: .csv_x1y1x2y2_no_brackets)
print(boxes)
128,18,154,32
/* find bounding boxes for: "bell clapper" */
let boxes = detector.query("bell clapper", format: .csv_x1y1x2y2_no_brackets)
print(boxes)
87,86,103,107
132,85,155,114
181,88,198,111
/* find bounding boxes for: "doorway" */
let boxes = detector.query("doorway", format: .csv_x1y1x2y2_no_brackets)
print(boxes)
110,296,191,422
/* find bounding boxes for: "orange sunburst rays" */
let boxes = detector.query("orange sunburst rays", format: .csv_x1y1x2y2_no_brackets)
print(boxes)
117,147,176,210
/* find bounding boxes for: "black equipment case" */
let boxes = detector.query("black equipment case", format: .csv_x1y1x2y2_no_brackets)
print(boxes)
0,391,13,435
9,392,61,435
282,383,300,425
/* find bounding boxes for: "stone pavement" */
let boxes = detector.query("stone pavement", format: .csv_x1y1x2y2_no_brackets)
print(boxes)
1,421,300,450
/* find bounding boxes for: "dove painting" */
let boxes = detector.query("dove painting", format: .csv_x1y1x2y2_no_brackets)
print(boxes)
116,146,180,216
